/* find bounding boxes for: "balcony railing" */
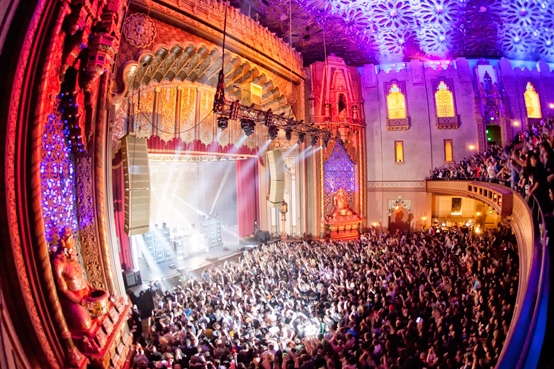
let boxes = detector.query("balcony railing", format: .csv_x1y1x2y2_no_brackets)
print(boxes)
425,180,550,369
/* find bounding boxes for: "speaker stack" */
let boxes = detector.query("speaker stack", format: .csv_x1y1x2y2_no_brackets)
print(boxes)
121,135,150,236
267,150,285,207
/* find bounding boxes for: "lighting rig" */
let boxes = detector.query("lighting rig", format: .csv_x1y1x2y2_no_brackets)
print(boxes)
213,72,333,147
212,1,333,148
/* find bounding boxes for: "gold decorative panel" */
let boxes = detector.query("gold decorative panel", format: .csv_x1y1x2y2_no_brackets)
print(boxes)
179,86,197,143
135,89,154,137
158,88,177,142
199,90,215,145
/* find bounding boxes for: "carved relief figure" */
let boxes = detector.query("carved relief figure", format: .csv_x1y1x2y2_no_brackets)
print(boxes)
52,227,109,332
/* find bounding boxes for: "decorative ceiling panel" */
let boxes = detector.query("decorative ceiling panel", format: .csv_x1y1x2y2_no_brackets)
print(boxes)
230,0,554,66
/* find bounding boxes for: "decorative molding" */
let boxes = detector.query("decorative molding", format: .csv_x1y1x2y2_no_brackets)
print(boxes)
75,155,106,291
148,153,250,162
388,199,412,214
435,115,460,129
386,117,410,131
367,181,425,191
128,1,304,82
122,13,156,48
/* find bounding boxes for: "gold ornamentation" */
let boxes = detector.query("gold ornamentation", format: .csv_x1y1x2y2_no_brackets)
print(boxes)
135,89,154,137
75,155,106,290
112,99,127,155
122,13,156,48
180,87,197,143
199,90,214,145
158,88,177,142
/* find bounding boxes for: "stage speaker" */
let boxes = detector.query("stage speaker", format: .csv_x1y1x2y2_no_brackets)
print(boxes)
122,135,150,236
257,231,270,242
267,150,284,207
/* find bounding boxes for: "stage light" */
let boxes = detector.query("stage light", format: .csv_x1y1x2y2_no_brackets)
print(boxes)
469,144,475,150
217,116,229,131
550,103,554,109
297,132,305,144
240,118,255,136
513,121,520,126
265,109,273,126
311,135,318,147
268,125,279,140
285,129,292,141
322,135,329,148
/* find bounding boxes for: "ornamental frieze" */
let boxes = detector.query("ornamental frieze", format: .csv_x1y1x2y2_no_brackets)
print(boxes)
122,13,156,48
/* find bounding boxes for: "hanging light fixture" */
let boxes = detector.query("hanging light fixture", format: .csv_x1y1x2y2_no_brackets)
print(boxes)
311,135,318,147
285,128,292,141
241,118,255,136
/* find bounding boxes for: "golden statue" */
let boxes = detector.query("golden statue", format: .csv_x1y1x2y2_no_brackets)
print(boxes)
330,187,354,218
52,227,109,332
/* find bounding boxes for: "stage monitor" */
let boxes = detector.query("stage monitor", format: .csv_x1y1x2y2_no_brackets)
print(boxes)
267,150,285,207
122,135,150,236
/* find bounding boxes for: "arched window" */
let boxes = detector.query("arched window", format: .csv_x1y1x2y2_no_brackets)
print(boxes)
387,84,406,119
524,82,541,118
435,81,455,117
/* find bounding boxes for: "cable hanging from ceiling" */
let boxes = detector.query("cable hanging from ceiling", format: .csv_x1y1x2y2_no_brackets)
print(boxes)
212,0,333,147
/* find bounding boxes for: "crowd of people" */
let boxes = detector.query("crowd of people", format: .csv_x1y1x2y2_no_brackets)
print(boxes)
129,225,519,369
430,119,554,213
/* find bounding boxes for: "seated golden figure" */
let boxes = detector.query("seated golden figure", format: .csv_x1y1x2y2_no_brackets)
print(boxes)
330,187,354,218
52,227,109,333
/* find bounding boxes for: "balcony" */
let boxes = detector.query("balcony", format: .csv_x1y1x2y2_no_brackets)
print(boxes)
425,180,549,369
435,115,459,129
386,117,410,131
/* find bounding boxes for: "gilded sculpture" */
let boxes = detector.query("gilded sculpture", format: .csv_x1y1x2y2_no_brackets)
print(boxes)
329,187,354,218
52,227,109,332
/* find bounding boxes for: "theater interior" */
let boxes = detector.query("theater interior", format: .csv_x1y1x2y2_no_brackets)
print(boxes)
0,0,553,368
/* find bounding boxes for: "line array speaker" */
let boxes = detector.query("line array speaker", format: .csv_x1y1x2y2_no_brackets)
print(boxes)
122,135,150,236
267,150,284,207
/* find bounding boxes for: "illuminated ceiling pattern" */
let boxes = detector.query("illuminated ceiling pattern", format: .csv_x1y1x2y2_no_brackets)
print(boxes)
232,0,554,66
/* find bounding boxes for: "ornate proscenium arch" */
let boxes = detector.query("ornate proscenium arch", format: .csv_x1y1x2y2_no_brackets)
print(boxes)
112,41,296,155
114,42,291,112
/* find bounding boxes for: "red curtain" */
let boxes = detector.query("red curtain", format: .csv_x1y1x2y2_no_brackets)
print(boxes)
148,136,257,157
112,152,133,270
236,157,257,238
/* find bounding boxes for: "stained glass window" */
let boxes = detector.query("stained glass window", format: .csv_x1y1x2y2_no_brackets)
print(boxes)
324,142,355,213
524,82,541,118
444,139,453,163
395,141,404,163
435,81,455,117
387,84,407,119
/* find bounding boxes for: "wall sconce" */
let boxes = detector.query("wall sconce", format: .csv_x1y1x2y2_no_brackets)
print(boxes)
513,121,520,126
280,200,288,214
469,145,475,150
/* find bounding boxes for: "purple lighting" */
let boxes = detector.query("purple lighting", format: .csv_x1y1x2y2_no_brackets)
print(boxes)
40,97,78,244
324,142,355,213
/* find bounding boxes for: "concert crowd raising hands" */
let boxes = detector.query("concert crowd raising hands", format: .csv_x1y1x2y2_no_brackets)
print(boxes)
132,227,518,369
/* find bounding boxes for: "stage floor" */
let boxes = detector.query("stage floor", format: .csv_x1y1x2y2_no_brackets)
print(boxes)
129,242,248,293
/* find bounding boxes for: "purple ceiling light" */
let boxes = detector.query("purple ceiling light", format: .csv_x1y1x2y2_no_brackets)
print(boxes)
234,0,554,66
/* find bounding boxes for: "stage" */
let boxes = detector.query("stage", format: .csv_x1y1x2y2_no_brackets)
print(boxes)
128,242,253,293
